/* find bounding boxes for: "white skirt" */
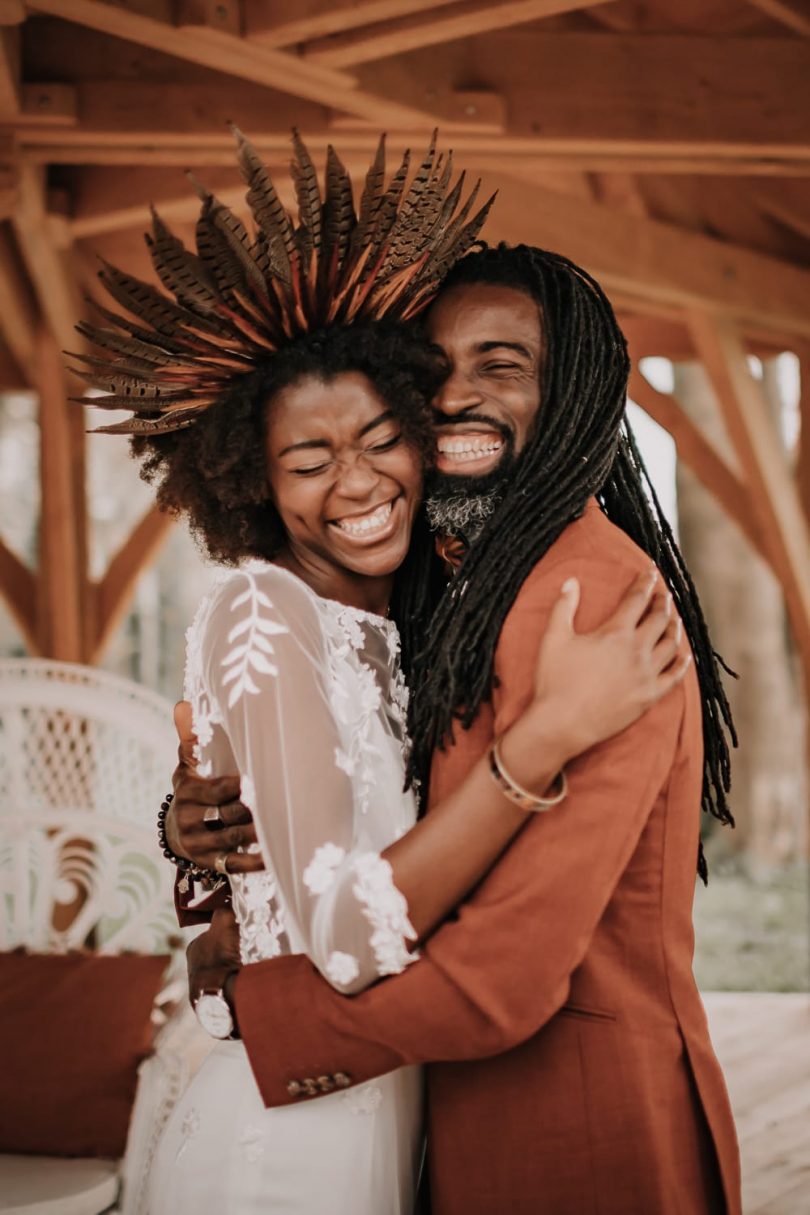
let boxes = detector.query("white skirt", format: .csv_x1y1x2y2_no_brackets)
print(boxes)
148,1040,423,1215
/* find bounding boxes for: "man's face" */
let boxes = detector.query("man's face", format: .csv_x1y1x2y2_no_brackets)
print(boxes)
426,282,543,483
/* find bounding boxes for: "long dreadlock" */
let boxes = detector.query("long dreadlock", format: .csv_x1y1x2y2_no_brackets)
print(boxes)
392,244,736,880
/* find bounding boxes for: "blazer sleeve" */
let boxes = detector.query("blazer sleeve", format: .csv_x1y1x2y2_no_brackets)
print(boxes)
233,553,691,1108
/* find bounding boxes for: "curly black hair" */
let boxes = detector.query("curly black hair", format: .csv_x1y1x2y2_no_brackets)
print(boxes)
131,323,443,565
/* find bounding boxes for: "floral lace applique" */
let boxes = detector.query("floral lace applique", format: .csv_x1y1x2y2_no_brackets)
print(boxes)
231,867,287,966
221,576,289,708
325,951,360,987
238,1124,265,1163
342,1083,383,1116
303,843,346,895
352,853,418,975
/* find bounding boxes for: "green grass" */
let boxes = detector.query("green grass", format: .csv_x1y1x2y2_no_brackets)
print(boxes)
693,858,809,992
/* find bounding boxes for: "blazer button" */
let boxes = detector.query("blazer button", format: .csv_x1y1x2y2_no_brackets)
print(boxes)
333,1072,352,1089
286,1080,303,1097
302,1077,319,1096
317,1075,334,1093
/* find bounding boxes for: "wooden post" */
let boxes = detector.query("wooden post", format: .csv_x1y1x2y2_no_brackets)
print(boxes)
35,327,86,662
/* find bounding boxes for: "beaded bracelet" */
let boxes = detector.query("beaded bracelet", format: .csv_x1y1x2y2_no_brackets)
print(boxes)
158,792,225,895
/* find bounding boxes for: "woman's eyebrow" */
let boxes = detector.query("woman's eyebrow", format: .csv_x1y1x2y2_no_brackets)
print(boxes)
358,409,394,438
278,411,394,457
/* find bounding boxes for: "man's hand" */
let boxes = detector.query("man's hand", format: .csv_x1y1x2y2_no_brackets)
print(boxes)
167,701,265,874
187,907,243,1005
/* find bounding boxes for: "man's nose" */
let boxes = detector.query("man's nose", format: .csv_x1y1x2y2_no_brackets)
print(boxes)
434,371,482,416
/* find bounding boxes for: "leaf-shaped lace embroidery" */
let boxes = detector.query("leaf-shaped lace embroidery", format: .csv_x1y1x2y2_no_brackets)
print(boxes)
220,576,289,708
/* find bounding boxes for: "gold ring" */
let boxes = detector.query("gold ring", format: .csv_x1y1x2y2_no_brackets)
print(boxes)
203,805,222,824
214,851,230,876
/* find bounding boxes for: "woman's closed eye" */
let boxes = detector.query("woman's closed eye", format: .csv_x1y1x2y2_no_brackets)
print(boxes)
367,432,402,453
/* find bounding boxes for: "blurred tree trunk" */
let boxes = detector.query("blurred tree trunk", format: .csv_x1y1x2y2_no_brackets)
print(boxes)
673,360,807,869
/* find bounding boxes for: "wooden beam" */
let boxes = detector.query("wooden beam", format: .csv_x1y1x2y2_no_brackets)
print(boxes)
0,222,38,384
755,181,810,242
93,504,174,661
689,313,810,673
246,0,457,46
627,366,770,566
744,0,810,35
12,162,84,354
0,534,38,652
479,171,810,339
175,0,241,36
29,0,438,127
35,328,85,662
17,83,78,126
306,0,615,67
0,22,19,116
799,349,810,532
0,1,24,21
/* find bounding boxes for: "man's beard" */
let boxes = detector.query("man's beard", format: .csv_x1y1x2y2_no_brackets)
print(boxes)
425,445,517,544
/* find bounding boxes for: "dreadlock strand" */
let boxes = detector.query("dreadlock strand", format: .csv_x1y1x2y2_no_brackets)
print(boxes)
396,244,736,874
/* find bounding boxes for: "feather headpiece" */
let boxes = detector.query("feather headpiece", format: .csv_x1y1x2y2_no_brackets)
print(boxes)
71,128,495,435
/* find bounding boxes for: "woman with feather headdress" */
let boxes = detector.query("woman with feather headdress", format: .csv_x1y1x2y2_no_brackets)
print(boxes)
75,132,683,1214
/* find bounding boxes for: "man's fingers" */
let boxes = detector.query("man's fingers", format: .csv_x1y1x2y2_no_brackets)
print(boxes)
607,567,659,630
175,773,241,807
650,622,680,673
215,851,265,875
217,799,254,828
174,700,196,745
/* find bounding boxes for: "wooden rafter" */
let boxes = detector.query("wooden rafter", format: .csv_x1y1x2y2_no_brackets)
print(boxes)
689,312,810,673
744,0,810,35
246,0,458,46
0,21,19,116
0,534,37,652
306,0,614,68
482,171,810,339
93,504,174,662
12,162,83,352
799,349,810,531
0,222,38,383
627,366,769,566
29,0,437,127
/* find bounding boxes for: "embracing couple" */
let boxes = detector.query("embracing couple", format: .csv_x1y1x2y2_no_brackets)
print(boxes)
82,131,741,1214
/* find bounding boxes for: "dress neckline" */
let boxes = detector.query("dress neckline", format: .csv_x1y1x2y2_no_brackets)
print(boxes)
243,559,396,631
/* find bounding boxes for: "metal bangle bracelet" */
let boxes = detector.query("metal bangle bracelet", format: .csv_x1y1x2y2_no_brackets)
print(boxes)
489,739,568,812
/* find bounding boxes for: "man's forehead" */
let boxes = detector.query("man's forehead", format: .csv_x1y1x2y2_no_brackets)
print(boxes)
427,282,542,346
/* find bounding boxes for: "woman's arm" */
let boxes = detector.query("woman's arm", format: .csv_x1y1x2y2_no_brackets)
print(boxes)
383,566,688,941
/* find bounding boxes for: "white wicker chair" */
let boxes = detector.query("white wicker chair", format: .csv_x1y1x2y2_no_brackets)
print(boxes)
0,659,208,1215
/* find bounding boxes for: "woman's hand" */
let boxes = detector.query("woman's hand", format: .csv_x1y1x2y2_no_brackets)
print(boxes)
500,568,690,796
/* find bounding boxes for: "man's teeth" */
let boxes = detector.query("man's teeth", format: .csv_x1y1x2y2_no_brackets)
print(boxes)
437,437,504,464
335,500,393,537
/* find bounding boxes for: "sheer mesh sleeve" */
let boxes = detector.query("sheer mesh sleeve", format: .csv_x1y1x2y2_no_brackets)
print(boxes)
200,568,417,994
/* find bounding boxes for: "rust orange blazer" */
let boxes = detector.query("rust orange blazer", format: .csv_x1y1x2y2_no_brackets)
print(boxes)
223,500,741,1215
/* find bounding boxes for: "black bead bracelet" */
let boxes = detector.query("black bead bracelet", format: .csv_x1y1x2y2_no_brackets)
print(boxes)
158,792,223,893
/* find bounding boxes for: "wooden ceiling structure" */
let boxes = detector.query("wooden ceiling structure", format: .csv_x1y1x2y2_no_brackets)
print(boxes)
0,0,809,691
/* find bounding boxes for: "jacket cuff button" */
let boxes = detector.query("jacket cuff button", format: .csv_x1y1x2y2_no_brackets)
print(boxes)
333,1072,351,1089
286,1079,303,1097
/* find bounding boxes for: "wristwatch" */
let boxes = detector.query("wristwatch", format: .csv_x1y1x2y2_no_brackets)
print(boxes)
194,986,237,1039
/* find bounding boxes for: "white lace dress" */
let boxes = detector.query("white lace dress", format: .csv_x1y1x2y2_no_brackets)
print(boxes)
149,562,423,1215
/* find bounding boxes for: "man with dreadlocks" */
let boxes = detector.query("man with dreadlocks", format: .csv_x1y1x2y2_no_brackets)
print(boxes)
174,242,741,1214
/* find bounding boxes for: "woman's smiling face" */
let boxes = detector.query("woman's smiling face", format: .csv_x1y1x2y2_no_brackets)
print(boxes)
265,370,424,583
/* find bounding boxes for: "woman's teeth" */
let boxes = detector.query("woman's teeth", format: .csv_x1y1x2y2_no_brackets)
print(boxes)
334,500,394,538
437,437,504,464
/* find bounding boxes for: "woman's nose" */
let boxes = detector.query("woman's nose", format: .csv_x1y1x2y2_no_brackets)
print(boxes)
336,452,382,497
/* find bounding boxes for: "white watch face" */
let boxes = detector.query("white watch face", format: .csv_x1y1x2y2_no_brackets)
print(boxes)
195,992,234,1039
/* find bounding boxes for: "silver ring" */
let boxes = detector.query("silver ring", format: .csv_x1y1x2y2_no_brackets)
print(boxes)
203,805,222,831
214,851,230,876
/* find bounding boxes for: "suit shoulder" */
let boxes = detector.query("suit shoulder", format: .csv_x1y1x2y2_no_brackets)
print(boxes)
504,504,653,631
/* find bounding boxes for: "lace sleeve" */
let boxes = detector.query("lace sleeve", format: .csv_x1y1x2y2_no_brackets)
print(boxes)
200,568,416,994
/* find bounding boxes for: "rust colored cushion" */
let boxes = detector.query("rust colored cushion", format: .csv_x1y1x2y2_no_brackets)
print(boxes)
0,950,169,1158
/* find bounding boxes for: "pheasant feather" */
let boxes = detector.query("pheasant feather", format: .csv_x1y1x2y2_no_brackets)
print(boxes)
75,129,494,435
